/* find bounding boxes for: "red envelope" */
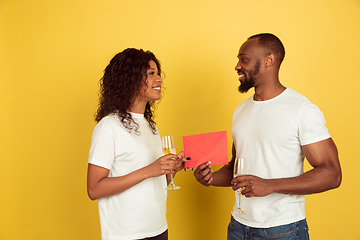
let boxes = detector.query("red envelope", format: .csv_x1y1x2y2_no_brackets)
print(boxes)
183,131,228,168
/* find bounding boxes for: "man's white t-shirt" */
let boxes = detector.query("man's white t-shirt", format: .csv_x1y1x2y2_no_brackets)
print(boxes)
231,88,330,228
88,113,167,240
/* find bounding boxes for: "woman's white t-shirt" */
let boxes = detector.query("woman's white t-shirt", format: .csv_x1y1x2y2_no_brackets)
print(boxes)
88,113,167,240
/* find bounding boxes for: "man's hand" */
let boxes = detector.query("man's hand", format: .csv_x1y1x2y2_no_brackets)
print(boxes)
193,162,213,186
232,175,274,197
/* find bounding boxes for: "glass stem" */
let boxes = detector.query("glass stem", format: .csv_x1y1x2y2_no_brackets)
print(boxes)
170,174,174,185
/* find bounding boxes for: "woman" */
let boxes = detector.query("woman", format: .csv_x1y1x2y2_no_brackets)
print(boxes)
87,48,185,240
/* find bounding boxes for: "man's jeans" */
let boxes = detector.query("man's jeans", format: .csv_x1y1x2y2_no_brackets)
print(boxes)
227,216,309,240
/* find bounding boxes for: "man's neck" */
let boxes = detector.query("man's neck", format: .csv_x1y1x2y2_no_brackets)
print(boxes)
254,82,286,101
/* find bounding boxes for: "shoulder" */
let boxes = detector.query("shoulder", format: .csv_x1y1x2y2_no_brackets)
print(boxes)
284,88,309,102
234,95,254,111
286,89,322,111
93,114,123,134
232,95,254,122
98,114,119,124
283,88,321,111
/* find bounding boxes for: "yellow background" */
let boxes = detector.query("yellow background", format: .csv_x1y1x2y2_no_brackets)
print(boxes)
1,0,359,239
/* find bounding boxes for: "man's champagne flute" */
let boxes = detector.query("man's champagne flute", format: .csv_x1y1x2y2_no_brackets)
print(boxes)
232,157,245,215
162,135,180,190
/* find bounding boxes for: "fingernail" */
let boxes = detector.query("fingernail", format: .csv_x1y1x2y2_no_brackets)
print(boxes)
208,161,211,165
186,157,191,160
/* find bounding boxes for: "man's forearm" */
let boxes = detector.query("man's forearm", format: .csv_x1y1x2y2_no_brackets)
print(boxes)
271,164,341,195
211,166,233,187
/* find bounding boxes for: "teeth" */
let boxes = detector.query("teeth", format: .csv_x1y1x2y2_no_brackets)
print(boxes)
153,87,161,90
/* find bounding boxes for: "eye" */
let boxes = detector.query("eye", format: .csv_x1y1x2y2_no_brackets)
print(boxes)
148,71,155,76
242,58,248,63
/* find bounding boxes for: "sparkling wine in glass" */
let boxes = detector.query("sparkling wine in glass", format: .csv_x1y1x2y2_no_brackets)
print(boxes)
162,135,180,190
232,157,245,215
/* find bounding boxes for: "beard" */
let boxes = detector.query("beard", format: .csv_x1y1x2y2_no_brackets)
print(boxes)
238,60,261,93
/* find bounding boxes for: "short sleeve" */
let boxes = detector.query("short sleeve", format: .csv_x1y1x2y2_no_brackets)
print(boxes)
297,101,331,146
88,124,115,169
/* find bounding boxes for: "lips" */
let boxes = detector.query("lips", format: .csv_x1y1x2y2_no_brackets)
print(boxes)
152,86,161,91
238,72,246,81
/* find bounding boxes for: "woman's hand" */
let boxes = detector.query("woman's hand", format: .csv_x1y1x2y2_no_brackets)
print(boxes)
163,151,189,185
147,154,178,178
174,151,189,173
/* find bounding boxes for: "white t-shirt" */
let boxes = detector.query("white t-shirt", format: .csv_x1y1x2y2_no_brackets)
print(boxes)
88,113,167,240
231,88,330,228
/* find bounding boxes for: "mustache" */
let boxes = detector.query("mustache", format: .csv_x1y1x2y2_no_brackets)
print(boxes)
237,70,245,74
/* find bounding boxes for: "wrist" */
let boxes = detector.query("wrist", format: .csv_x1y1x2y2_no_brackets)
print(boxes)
268,178,281,194
140,166,152,179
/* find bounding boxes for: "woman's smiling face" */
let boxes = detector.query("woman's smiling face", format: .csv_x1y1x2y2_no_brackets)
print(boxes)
138,60,163,102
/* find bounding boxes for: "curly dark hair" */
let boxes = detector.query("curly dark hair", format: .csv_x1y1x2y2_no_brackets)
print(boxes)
95,48,162,135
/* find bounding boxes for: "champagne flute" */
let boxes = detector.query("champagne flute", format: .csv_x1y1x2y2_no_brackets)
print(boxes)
232,157,245,215
162,135,180,190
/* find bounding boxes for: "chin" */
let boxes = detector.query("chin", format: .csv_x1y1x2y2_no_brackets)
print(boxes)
238,85,253,93
152,96,162,101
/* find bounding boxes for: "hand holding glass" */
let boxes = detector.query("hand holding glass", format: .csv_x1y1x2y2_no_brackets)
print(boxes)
232,158,245,215
162,135,180,190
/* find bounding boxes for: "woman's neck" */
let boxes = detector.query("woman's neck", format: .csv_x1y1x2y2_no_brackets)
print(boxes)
128,100,146,114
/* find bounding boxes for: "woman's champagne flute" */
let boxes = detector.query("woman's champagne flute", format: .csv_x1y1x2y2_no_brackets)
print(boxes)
232,157,245,215
162,135,180,190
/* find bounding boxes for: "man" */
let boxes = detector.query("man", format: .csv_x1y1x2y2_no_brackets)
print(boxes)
194,33,341,240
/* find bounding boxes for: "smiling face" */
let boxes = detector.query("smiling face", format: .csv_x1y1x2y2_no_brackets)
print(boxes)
138,60,163,102
235,38,264,93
